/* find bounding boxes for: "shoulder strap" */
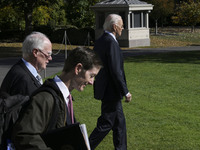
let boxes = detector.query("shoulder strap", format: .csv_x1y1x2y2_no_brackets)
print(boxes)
35,87,60,132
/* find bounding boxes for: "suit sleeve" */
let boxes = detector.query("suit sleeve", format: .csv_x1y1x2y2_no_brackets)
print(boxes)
106,41,129,96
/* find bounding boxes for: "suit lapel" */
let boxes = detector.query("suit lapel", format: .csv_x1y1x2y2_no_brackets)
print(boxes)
18,59,41,87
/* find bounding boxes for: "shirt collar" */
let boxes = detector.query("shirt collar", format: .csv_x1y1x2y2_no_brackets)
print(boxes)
105,30,118,42
53,75,70,105
21,58,38,77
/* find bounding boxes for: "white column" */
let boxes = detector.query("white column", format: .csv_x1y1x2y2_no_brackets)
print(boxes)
147,12,149,28
141,12,143,27
132,12,134,28
128,11,131,29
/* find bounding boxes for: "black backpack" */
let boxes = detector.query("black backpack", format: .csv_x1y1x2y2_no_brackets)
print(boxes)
0,87,60,150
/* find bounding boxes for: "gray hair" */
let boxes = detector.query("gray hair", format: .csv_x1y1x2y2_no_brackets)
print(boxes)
103,14,122,31
22,32,50,58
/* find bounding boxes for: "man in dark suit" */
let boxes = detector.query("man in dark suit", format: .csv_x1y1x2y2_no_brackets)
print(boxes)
1,32,52,96
89,14,132,150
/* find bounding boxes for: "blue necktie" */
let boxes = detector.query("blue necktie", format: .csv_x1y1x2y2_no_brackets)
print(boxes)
36,74,43,84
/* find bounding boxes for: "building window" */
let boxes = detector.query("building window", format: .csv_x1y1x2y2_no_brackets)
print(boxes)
130,11,147,28
130,13,133,28
134,12,141,27
143,13,147,27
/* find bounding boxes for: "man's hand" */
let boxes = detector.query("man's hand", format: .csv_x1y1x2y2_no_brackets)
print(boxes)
125,92,132,103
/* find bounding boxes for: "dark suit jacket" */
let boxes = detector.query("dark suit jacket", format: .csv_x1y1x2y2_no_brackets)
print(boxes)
1,59,41,96
94,32,129,100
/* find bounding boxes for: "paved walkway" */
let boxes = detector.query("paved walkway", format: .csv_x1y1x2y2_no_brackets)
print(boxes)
0,53,65,85
0,46,199,85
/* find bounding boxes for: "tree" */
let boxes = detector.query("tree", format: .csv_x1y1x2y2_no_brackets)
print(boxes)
32,6,52,26
0,5,24,31
48,0,67,28
32,0,67,28
0,0,65,34
0,0,100,35
172,0,200,32
65,0,99,28
144,0,175,34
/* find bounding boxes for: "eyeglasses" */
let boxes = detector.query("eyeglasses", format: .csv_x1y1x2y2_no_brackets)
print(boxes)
116,24,124,29
38,49,52,59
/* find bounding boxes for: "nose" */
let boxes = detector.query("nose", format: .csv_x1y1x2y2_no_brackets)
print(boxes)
48,55,52,61
88,78,94,85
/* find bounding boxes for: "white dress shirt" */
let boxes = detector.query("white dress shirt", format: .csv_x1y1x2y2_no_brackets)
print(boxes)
21,58,41,79
105,30,118,43
53,75,70,106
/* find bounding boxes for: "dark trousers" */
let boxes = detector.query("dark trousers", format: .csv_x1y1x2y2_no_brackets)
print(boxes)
89,99,127,150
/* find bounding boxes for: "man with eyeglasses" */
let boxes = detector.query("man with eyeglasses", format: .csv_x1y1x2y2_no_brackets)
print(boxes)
89,14,132,150
1,31,52,96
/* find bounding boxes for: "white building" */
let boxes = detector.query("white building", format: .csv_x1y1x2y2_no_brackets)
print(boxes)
91,0,153,48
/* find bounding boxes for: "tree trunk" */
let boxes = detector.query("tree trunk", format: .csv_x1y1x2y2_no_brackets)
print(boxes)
155,19,158,35
191,25,195,33
24,2,34,35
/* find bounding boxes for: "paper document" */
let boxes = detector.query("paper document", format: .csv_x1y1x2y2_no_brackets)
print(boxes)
80,124,91,150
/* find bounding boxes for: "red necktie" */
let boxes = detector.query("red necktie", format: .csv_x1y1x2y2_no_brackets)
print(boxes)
68,94,74,124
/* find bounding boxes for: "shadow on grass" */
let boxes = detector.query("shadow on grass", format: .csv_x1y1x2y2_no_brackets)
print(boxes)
124,51,200,64
1,46,200,64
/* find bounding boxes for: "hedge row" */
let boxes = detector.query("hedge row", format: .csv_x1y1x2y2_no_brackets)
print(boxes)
0,26,95,46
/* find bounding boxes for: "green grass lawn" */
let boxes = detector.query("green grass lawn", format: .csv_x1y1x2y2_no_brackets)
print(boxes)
71,51,200,149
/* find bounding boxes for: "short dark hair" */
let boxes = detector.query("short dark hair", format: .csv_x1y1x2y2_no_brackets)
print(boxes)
63,47,102,73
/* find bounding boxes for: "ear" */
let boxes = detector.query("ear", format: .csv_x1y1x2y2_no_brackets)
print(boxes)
112,24,117,31
32,49,38,57
75,63,83,75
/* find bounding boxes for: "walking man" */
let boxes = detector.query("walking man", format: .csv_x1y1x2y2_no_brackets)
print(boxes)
89,14,132,150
